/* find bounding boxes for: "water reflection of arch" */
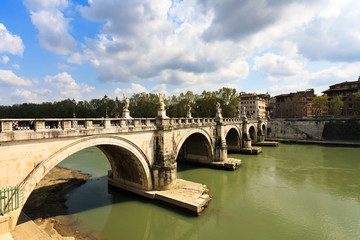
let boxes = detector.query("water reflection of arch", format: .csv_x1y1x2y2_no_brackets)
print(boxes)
16,135,153,227
176,129,214,162
225,126,242,152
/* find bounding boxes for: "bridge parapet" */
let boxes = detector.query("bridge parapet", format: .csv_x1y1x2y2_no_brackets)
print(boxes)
0,117,230,142
0,118,157,142
167,118,217,129
222,118,243,123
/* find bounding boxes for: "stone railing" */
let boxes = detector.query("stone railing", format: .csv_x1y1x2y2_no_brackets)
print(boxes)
223,118,243,123
0,117,259,134
0,118,157,133
169,117,217,126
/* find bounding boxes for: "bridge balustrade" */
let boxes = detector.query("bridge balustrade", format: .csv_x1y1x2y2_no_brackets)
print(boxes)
0,117,248,134
0,118,162,133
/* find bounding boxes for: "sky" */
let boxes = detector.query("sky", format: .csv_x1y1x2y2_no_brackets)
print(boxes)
1,0,360,105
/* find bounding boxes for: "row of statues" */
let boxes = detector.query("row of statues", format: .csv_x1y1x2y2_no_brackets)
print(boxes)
115,93,268,120
121,93,224,119
122,92,268,119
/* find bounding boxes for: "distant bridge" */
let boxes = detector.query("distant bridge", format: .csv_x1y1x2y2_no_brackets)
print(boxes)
0,115,267,233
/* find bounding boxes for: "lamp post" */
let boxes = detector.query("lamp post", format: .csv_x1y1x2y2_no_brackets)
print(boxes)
104,94,108,118
72,99,76,118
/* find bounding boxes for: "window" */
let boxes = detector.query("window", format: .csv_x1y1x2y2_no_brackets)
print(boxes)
349,104,353,109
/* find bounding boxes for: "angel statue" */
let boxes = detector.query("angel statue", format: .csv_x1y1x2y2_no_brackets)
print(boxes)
123,94,130,110
159,93,166,110
216,102,221,113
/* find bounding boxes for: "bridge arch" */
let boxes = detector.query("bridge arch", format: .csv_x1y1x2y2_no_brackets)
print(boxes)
248,125,257,143
14,135,152,228
225,127,242,152
175,129,214,163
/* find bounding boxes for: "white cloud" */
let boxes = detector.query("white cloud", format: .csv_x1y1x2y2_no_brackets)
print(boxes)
0,69,32,86
11,89,40,103
1,55,10,64
57,63,73,70
253,53,304,82
151,84,168,95
67,52,86,64
12,64,20,70
114,83,149,97
269,82,309,95
267,62,360,96
72,0,250,91
24,0,69,10
0,24,24,55
30,10,77,55
12,0,359,104
44,72,94,99
10,88,53,103
25,0,76,55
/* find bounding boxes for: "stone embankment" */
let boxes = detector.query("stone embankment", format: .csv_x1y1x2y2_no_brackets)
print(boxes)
267,118,360,145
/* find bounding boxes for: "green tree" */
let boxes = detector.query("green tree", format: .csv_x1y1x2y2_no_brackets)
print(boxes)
328,95,344,116
215,87,238,117
129,93,159,118
311,96,328,116
196,90,217,117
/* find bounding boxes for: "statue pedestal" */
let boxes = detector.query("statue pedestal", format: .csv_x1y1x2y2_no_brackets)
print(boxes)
186,112,192,118
122,110,132,119
157,109,169,119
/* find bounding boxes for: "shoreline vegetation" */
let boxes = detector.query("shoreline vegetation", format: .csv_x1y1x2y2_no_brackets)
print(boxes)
15,166,94,240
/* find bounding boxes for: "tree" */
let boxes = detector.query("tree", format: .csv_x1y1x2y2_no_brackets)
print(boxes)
311,96,328,116
0,87,241,118
215,88,238,117
196,90,217,117
328,95,344,116
129,93,158,118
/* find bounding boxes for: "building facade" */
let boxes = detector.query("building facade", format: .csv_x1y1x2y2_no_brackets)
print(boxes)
271,89,315,119
238,92,270,119
322,78,360,117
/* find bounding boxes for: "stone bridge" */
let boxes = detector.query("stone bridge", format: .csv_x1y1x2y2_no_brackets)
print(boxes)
0,116,267,233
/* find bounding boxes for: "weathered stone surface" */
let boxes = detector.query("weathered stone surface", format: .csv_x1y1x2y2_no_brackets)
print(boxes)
240,147,262,154
253,141,278,147
267,119,360,142
0,215,10,236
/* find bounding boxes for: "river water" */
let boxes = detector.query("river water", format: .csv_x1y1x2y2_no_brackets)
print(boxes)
58,144,360,240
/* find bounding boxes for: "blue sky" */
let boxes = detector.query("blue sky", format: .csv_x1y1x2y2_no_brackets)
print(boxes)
1,0,360,105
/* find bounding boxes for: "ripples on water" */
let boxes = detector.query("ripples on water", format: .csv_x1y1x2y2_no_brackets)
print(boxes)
58,144,360,240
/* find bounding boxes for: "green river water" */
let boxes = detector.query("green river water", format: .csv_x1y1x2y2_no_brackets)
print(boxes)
58,143,360,240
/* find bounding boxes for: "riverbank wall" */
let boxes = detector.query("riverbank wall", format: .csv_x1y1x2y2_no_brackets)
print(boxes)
266,118,360,144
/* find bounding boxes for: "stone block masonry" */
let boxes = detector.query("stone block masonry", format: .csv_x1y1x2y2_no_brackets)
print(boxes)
267,119,360,143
